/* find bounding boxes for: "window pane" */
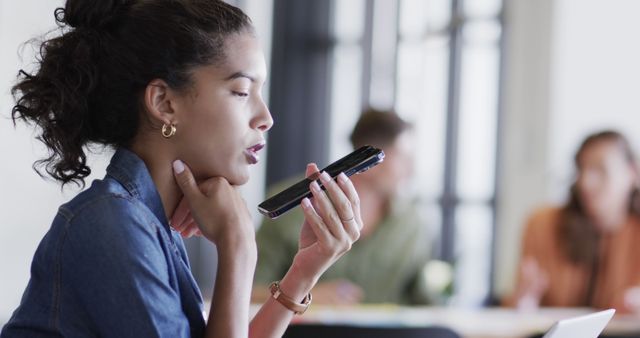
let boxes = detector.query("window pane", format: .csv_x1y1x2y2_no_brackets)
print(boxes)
399,0,452,37
396,36,449,199
463,0,501,18
418,201,444,258
453,203,493,307
462,20,502,45
329,0,365,159
329,44,363,160
332,0,366,41
456,43,500,200
369,0,399,109
399,0,428,36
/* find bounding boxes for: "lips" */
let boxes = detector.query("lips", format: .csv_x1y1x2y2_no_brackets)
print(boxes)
245,142,265,164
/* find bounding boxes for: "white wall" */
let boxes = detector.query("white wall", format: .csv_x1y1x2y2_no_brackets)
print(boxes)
0,0,86,323
0,0,271,323
495,0,640,296
548,0,640,199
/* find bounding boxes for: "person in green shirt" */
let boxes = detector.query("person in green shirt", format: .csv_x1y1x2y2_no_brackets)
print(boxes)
252,109,432,305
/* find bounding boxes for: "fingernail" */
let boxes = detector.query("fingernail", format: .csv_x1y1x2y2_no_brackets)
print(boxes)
320,171,331,183
172,160,185,174
310,181,321,192
338,172,348,183
302,197,311,208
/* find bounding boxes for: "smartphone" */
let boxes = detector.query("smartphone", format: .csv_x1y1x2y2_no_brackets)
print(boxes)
258,145,385,219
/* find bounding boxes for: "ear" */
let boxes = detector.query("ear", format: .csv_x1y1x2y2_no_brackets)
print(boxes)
143,79,176,126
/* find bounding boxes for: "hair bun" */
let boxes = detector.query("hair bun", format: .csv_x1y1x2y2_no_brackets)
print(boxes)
56,0,129,30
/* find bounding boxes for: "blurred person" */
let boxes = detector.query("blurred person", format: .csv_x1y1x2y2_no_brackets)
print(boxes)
507,130,640,314
252,109,432,305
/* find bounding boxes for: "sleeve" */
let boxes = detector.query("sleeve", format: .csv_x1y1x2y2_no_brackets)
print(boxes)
503,207,551,306
254,208,303,285
61,197,195,338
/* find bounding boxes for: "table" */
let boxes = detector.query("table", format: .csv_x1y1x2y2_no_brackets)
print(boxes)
269,305,640,338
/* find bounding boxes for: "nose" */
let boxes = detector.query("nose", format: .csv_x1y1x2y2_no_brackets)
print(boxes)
578,168,603,197
254,98,273,132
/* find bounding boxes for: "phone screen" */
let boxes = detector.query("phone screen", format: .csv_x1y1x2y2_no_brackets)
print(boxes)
258,145,384,218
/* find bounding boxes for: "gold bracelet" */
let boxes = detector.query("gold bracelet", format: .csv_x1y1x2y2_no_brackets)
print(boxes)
269,281,312,315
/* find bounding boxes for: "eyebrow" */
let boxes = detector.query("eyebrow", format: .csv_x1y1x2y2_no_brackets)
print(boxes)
225,71,256,82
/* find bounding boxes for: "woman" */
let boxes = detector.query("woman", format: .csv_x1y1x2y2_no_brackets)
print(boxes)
1,1,362,337
508,131,640,314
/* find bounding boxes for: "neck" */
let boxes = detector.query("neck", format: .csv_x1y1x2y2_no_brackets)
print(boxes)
592,206,629,233
130,139,182,221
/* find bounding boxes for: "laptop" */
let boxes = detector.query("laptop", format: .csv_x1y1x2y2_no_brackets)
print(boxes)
543,309,616,338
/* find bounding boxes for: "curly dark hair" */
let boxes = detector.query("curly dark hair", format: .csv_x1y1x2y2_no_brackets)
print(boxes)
11,0,253,186
559,130,640,265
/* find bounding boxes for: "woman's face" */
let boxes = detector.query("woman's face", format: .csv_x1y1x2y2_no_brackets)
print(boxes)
576,139,638,221
172,32,273,185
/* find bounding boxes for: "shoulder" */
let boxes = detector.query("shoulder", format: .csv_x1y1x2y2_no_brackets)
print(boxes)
525,205,562,232
57,181,167,258
386,198,427,232
519,205,563,252
63,195,157,235
61,178,158,231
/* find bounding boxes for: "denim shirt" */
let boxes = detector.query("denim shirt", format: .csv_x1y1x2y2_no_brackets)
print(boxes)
1,149,205,337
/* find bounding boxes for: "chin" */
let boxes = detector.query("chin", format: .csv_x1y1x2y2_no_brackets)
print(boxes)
230,176,250,186
227,169,251,186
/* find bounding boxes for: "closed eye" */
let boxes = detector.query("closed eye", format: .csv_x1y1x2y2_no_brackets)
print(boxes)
232,91,249,97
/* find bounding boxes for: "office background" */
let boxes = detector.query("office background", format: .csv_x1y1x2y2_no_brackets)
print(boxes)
2,0,640,323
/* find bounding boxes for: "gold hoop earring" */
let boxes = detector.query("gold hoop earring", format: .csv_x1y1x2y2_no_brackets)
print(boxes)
162,123,176,138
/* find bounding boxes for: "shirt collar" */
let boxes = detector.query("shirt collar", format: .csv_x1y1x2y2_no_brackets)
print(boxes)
106,148,169,231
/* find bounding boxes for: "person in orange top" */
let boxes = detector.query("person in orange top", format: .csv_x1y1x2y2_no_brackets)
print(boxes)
507,130,640,314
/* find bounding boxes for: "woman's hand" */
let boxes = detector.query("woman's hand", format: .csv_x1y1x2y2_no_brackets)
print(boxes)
172,160,256,338
621,286,640,315
515,256,549,311
170,197,202,238
248,164,363,337
293,163,363,283
172,160,255,248
309,279,364,305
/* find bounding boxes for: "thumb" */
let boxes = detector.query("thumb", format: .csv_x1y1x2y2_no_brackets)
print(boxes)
172,160,201,201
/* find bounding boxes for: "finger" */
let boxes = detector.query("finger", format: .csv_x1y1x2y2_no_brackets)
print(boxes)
172,160,202,202
173,221,188,233
181,223,200,238
170,198,191,228
336,172,362,230
300,197,333,245
305,163,320,179
318,172,357,229
334,173,362,240
310,179,346,239
309,181,357,242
